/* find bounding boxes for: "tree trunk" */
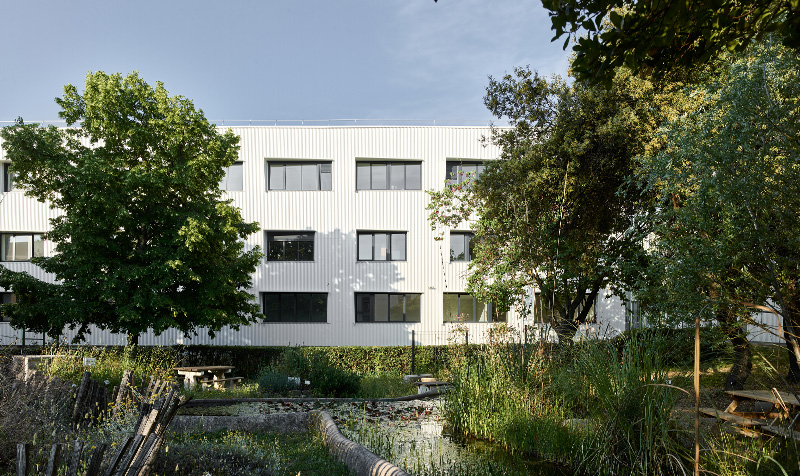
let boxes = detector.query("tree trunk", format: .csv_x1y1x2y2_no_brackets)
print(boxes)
717,308,752,390
783,286,800,383
552,318,578,345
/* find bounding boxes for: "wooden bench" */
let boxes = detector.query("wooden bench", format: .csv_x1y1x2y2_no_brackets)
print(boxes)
414,380,451,394
699,407,766,427
200,376,244,390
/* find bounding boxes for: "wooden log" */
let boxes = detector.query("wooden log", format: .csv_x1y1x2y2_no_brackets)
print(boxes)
44,443,62,476
85,443,107,476
68,441,84,476
111,385,119,404
115,370,134,414
101,436,133,476
16,443,28,476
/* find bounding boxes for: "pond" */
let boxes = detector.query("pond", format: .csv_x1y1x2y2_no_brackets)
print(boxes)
180,399,568,476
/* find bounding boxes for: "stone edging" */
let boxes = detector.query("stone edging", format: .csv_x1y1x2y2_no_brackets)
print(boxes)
170,411,411,476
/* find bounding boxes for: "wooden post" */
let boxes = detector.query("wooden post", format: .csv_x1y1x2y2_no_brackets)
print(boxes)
16,443,28,476
411,330,416,374
68,441,84,476
85,443,106,476
44,443,61,476
694,314,700,476
73,371,92,424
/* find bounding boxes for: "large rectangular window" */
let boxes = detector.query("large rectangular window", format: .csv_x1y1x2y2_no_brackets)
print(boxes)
0,293,16,322
219,161,243,191
266,232,314,261
355,293,421,322
262,293,327,322
533,292,596,324
450,232,474,261
356,162,421,190
357,232,406,261
1,233,44,262
443,293,506,323
2,163,13,192
446,161,486,185
268,162,332,191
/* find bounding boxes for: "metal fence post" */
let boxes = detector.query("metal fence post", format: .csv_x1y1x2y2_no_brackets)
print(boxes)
411,330,416,374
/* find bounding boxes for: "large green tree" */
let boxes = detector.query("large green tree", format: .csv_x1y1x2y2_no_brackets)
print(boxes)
636,39,800,382
0,72,263,343
542,0,800,84
428,67,678,342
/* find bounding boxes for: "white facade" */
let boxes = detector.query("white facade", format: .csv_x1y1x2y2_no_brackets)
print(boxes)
2,126,638,346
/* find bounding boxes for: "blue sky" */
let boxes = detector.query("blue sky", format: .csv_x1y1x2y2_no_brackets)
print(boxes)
0,1,571,123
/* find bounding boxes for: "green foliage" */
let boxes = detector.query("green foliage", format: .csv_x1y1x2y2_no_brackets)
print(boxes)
636,38,800,377
256,368,297,395
307,353,361,398
543,0,800,84
0,71,263,342
428,67,678,342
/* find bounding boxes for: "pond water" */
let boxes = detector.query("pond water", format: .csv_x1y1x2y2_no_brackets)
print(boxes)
182,399,568,476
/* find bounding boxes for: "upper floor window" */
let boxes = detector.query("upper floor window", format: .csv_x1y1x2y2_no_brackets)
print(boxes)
1,233,44,262
262,292,327,322
443,293,506,323
355,293,421,322
2,163,14,192
446,161,485,185
0,292,16,322
219,161,243,191
450,232,474,261
356,161,421,190
268,162,332,191
266,232,314,261
533,292,596,324
358,232,406,261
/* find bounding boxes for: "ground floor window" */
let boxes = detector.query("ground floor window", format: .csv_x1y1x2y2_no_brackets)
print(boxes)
443,293,506,323
0,293,16,322
355,293,421,322
1,233,44,261
262,293,327,322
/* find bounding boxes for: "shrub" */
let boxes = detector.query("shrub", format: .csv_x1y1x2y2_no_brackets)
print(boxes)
308,353,360,398
256,368,297,395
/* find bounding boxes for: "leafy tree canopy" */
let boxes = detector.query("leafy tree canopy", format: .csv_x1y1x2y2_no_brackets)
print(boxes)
542,0,800,84
636,39,800,379
0,72,263,342
428,67,682,342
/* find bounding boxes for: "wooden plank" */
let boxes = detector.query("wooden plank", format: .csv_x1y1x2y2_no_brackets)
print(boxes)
85,443,107,476
124,433,159,476
725,390,800,407
113,434,145,476
44,443,62,476
102,435,133,476
761,425,800,441
16,443,28,476
68,440,84,476
699,407,766,427
73,371,92,424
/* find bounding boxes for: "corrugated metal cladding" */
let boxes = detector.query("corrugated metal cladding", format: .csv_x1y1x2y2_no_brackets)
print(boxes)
0,127,782,347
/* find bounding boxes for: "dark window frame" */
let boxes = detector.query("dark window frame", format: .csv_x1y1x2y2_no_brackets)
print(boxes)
267,161,332,191
219,161,244,191
1,233,44,262
266,232,315,261
443,293,506,323
356,161,421,190
357,231,407,261
2,163,14,192
449,232,475,262
446,160,486,185
262,292,328,323
0,292,16,322
355,293,421,323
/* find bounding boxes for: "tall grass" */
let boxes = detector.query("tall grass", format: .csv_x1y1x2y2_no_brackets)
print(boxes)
444,328,691,474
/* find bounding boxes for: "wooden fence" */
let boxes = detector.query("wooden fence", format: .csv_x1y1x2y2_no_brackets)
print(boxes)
15,386,186,476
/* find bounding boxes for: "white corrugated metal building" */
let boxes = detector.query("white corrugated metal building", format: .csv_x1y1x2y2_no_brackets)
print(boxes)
4,126,779,347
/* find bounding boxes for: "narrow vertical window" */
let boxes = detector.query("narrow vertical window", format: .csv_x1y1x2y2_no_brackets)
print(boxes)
219,162,243,191
450,233,474,261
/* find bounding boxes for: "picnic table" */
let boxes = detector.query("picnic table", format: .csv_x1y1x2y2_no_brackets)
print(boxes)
700,388,800,440
173,365,235,390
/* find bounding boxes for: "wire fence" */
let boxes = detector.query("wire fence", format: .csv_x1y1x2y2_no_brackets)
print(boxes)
0,119,510,128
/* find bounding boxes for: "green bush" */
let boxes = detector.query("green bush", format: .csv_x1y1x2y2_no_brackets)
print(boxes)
308,353,361,398
256,368,297,395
